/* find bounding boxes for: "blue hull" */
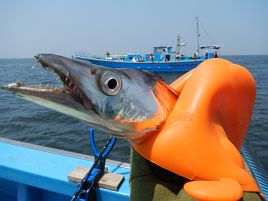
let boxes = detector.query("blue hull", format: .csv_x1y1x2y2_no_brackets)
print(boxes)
75,56,203,73
0,138,130,201
1,137,268,200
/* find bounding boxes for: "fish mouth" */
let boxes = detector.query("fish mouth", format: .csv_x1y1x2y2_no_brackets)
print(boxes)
34,54,93,109
2,54,105,131
3,54,94,112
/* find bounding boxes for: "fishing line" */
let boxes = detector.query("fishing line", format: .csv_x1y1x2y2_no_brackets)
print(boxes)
31,59,39,70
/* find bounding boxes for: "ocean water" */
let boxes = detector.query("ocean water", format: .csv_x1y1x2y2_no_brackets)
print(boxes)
0,56,268,172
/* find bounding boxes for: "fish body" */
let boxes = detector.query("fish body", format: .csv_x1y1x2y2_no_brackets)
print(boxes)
3,54,177,140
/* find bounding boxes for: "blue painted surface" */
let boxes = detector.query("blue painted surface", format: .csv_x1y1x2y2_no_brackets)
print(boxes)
1,138,268,200
75,56,203,73
0,140,130,201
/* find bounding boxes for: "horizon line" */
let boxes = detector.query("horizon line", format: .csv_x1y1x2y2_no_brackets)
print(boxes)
0,54,268,60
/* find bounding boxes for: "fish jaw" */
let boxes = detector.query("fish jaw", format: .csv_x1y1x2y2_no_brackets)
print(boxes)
3,82,103,127
3,81,137,136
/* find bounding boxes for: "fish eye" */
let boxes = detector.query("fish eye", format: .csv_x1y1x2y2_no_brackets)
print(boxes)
100,71,122,95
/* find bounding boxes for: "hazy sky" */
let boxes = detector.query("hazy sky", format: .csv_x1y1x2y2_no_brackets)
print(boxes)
0,0,267,58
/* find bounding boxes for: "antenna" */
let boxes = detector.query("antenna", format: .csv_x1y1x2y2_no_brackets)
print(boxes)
176,34,186,53
196,16,200,54
177,34,181,53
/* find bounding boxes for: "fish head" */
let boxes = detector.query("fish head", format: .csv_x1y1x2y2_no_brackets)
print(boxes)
3,54,178,140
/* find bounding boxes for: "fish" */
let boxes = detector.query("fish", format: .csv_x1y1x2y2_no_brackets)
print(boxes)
3,54,178,140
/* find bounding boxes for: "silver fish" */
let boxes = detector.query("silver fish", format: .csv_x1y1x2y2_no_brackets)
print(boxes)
3,54,177,140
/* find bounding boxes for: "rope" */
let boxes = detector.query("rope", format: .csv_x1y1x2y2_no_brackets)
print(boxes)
241,139,268,200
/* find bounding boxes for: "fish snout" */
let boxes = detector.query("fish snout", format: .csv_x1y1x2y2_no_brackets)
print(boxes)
34,54,42,60
34,54,56,69
34,54,52,62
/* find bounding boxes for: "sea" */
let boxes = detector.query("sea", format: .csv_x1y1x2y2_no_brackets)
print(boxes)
0,55,268,172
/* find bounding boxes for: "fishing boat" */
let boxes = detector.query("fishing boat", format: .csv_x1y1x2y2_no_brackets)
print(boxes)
74,17,221,73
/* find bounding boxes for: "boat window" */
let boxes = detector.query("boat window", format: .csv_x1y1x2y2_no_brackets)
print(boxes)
153,47,169,54
154,48,164,54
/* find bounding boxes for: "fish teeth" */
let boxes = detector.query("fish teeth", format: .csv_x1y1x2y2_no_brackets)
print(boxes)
32,60,38,70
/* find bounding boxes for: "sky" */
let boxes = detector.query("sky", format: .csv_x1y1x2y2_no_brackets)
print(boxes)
0,0,267,58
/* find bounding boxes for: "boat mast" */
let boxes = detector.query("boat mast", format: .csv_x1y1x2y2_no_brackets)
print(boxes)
196,16,200,54
177,34,181,53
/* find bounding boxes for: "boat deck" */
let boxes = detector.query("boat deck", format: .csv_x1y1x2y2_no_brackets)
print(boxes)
0,137,130,201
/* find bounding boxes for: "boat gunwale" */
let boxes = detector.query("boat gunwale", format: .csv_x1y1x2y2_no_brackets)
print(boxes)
0,137,130,168
75,56,204,64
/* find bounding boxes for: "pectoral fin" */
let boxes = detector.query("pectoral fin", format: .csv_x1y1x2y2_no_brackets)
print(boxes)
184,178,243,201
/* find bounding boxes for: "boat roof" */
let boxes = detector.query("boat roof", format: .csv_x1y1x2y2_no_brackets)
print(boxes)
200,45,221,50
153,46,172,49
